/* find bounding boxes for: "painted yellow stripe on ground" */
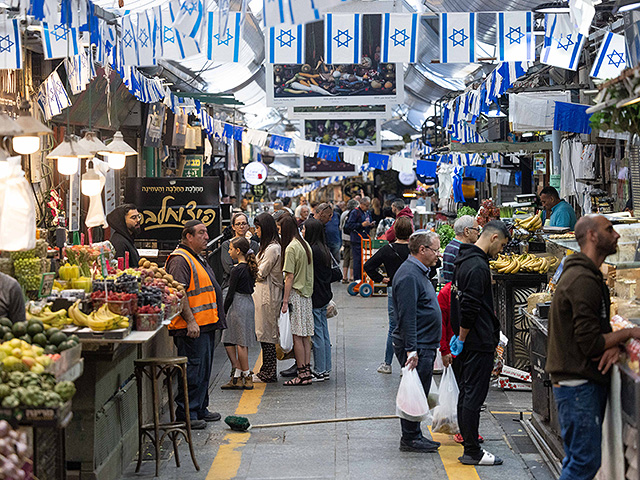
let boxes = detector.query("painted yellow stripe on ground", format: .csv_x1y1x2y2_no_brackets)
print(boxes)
490,411,532,415
206,356,265,480
430,427,481,480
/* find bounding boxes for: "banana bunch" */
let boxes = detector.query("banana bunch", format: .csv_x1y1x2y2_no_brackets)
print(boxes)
26,306,70,328
86,304,130,331
490,254,559,274
68,300,89,327
514,214,543,233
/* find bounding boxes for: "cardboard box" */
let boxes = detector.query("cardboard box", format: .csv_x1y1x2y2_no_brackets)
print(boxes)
501,365,531,383
497,377,532,391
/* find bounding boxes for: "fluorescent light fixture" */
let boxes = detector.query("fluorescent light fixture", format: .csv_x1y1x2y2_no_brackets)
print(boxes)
534,1,571,13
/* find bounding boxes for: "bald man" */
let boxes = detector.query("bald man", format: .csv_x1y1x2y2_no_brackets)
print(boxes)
547,215,640,479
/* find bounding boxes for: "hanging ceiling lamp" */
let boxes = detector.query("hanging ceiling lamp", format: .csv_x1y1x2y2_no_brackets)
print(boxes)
0,113,23,136
47,136,93,176
12,102,52,155
97,131,137,170
81,160,101,196
78,131,108,155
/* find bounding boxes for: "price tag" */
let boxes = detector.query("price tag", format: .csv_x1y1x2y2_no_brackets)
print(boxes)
38,273,56,299
138,249,159,257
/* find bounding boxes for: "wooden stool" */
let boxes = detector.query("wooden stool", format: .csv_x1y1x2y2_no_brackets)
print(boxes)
134,357,200,476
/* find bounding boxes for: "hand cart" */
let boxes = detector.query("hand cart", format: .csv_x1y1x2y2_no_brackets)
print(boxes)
347,237,388,297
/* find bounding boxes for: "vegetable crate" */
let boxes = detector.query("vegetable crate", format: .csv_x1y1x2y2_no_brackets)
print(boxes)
347,238,388,298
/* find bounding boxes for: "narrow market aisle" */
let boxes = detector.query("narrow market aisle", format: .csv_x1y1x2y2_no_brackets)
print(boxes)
122,286,555,480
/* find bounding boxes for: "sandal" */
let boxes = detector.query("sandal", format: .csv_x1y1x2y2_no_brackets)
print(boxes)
284,365,312,386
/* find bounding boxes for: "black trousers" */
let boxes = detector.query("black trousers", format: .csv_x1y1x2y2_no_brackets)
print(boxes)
457,349,494,457
173,331,215,421
393,343,437,441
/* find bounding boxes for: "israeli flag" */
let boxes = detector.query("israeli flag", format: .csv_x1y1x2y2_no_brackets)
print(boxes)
120,15,138,67
289,0,321,25
325,13,362,65
97,19,116,66
0,17,22,69
381,13,419,63
496,12,534,62
173,0,203,39
440,12,476,63
541,14,585,71
267,24,304,64
590,32,628,79
158,3,201,61
262,0,291,28
136,11,156,66
42,22,79,59
65,53,88,94
206,11,242,62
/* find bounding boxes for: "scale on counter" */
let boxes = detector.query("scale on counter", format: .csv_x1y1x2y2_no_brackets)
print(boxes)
590,189,615,214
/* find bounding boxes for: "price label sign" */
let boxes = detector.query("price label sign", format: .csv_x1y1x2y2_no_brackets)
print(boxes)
38,273,56,299
243,162,268,186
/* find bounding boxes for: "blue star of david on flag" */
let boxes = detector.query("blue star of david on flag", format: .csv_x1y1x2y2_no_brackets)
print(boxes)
123,29,134,48
449,28,468,47
163,26,175,43
138,28,149,48
390,28,410,47
0,34,14,53
53,24,68,42
276,29,294,48
214,28,232,46
182,0,196,15
607,49,625,68
556,34,574,51
334,29,353,48
506,26,524,45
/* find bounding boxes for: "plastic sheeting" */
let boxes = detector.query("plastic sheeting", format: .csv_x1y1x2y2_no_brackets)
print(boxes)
509,91,571,132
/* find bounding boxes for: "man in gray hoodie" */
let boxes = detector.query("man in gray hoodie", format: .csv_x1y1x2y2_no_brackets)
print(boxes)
392,230,442,453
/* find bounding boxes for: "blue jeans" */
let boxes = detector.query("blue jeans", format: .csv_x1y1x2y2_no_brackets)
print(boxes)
393,344,437,441
312,306,332,374
328,244,341,265
352,242,362,280
384,287,396,366
553,381,608,480
173,331,215,421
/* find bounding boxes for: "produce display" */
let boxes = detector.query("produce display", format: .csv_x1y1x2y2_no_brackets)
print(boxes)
69,302,129,331
0,318,79,357
456,206,477,218
514,214,543,233
25,304,71,330
10,241,48,291
611,315,640,373
548,233,575,239
436,224,455,249
489,253,559,274
477,199,501,227
0,420,29,479
0,371,75,408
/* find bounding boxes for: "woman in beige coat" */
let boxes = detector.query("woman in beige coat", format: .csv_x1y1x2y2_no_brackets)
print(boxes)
252,213,284,383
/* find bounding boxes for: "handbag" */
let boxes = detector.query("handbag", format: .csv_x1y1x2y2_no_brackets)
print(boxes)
326,300,338,318
330,252,343,283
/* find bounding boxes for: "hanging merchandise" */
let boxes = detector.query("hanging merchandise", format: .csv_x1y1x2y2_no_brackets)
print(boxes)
206,11,242,62
416,160,438,177
267,24,305,64
438,163,454,210
440,13,476,64
380,13,419,64
495,12,534,62
36,71,72,120
452,165,465,203
324,14,362,65
464,166,486,182
97,19,117,67
0,17,22,69
42,21,79,59
590,32,629,80
0,156,36,251
65,50,94,94
173,0,204,39
509,91,570,132
135,10,157,67
157,3,201,61
568,0,597,36
120,15,138,67
541,14,585,71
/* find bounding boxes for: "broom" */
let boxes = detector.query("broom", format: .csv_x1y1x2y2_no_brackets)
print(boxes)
225,414,398,432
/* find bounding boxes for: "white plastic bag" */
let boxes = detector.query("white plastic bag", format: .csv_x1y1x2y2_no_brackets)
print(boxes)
396,367,430,422
433,349,444,373
0,157,36,251
278,309,293,353
428,376,440,410
431,366,460,434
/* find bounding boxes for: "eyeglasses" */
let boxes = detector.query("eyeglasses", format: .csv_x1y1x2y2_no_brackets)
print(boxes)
467,227,481,233
234,222,249,227
424,245,441,256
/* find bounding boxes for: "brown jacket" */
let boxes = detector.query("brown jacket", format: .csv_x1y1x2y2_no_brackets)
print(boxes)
546,253,612,385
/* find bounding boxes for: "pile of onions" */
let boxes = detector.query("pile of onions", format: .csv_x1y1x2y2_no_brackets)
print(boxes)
0,420,29,479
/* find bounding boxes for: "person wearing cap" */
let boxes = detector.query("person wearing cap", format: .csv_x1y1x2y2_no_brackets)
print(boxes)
165,220,226,430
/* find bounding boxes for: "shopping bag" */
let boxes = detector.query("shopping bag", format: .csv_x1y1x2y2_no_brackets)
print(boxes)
278,309,293,353
0,156,36,251
492,332,509,378
428,376,440,410
433,349,444,373
396,367,430,422
431,366,460,434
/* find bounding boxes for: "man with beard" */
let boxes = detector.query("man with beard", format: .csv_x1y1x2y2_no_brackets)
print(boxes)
106,204,141,267
547,215,640,479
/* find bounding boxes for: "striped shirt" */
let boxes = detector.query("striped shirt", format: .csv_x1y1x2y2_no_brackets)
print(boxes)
441,238,462,283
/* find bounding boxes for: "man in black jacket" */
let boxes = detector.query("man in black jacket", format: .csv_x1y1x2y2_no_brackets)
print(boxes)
451,220,509,466
106,204,141,268
345,196,372,281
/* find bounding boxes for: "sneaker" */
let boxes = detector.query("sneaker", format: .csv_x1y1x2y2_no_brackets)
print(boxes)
221,376,243,390
311,371,325,382
459,450,503,466
323,371,330,380
377,363,392,374
242,374,254,390
188,419,207,430
201,411,221,422
454,434,484,444
399,438,439,453
280,364,298,377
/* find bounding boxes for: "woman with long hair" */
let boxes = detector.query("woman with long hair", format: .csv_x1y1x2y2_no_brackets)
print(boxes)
220,212,259,289
252,213,283,383
303,218,334,381
277,214,314,386
220,237,259,390
371,197,383,224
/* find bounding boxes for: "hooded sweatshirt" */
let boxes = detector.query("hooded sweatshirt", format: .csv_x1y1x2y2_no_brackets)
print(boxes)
106,207,140,268
451,243,499,353
546,252,612,385
384,207,414,242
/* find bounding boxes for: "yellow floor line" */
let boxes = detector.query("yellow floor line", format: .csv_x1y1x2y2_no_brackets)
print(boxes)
206,355,265,480
429,428,482,480
490,411,531,415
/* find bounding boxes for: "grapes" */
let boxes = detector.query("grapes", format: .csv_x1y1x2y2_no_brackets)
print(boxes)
138,286,163,307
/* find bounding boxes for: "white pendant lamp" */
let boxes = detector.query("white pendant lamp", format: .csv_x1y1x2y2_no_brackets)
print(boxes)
97,131,137,170
81,160,101,196
12,103,52,155
47,137,93,176
78,131,108,155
